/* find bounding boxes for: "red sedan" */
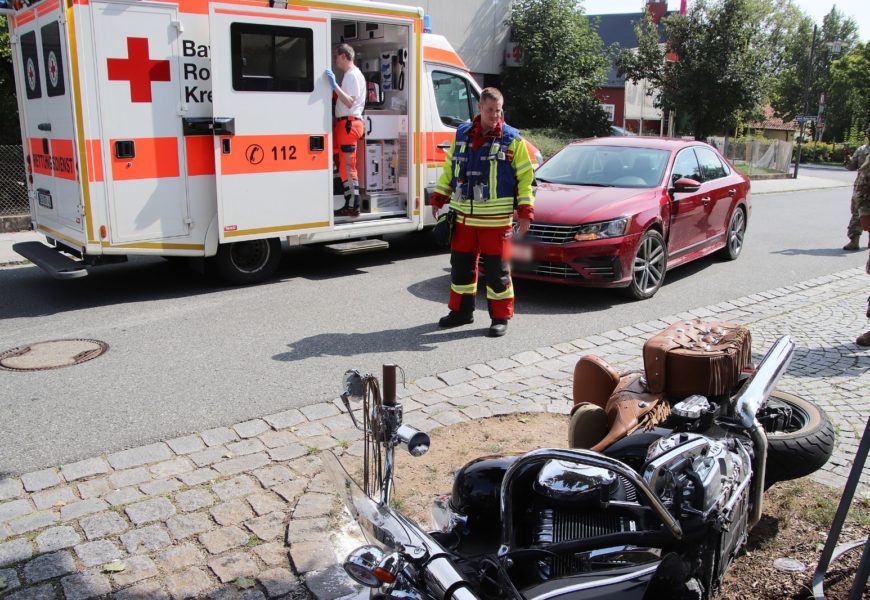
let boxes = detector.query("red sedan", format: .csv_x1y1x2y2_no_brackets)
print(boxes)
512,137,750,299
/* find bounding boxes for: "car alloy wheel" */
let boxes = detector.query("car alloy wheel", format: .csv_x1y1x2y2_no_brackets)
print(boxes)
627,230,667,300
722,207,746,260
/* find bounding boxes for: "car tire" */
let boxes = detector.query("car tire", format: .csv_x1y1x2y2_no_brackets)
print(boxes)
625,229,667,300
719,206,746,261
759,390,835,489
209,238,281,285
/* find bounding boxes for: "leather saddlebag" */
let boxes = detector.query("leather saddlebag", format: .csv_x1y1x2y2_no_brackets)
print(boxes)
643,319,752,398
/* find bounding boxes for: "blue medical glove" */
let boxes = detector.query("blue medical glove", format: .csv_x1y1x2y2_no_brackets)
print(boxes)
324,69,338,90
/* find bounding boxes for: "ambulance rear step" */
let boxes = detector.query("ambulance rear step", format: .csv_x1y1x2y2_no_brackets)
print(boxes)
13,241,88,279
323,239,390,255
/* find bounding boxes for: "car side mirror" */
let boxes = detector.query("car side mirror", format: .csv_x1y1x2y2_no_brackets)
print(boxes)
672,177,701,193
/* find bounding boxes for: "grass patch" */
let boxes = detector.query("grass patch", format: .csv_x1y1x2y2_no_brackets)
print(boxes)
733,162,783,176
807,494,870,528
523,128,577,161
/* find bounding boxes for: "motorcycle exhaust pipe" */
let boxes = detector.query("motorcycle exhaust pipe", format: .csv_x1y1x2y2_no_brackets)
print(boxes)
732,335,795,529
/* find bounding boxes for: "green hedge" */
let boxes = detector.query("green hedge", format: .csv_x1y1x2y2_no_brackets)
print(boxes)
792,141,849,164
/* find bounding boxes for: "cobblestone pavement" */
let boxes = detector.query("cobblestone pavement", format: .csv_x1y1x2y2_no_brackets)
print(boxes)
1,268,868,599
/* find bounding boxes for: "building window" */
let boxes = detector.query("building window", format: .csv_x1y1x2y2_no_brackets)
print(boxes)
231,23,313,92
601,103,615,122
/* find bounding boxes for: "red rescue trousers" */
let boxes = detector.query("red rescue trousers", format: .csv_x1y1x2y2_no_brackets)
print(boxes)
448,221,515,320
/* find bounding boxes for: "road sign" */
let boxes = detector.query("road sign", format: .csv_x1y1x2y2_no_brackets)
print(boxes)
795,115,818,124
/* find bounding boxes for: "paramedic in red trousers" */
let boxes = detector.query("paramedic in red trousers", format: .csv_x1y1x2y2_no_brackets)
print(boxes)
430,87,536,338
325,44,365,217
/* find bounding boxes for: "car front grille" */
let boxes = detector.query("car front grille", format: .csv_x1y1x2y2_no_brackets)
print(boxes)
524,223,578,245
513,261,582,279
513,257,619,281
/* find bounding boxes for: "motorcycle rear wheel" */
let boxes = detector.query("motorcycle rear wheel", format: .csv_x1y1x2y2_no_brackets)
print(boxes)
760,390,835,488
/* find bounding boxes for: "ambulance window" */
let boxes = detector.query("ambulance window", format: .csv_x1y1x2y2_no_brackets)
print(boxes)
231,23,313,92
41,21,66,97
20,31,42,100
431,71,478,128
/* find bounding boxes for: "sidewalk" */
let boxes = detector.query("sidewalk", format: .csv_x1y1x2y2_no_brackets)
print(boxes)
1,268,868,599
749,172,850,195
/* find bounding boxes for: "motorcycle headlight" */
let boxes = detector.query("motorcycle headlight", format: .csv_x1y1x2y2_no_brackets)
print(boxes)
574,216,631,242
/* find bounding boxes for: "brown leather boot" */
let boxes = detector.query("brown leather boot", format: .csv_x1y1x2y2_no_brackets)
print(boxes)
843,237,860,251
857,331,870,347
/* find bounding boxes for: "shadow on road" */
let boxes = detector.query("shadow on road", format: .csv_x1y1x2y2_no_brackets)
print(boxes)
272,322,485,362
772,247,862,257
0,233,446,320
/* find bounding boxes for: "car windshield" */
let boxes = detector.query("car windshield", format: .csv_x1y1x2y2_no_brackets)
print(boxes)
536,145,670,188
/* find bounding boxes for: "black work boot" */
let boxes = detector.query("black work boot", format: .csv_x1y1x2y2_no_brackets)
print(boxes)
488,319,508,337
439,311,474,328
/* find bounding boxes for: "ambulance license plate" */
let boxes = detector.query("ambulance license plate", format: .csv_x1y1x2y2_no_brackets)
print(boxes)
37,190,53,209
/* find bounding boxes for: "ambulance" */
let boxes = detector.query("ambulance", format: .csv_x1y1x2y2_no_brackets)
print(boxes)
3,0,541,283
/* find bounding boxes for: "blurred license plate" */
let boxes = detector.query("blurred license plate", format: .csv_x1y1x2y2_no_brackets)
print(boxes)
511,243,533,262
37,190,52,209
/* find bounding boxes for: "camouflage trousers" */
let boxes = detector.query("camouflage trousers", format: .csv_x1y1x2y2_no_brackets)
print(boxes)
848,179,870,239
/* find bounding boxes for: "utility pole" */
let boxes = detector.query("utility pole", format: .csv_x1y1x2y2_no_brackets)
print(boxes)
793,24,817,179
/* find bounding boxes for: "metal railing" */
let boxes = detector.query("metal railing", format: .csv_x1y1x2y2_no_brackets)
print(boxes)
708,137,794,177
0,145,28,217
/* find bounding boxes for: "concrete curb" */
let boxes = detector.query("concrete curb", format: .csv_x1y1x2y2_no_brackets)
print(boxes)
0,268,867,599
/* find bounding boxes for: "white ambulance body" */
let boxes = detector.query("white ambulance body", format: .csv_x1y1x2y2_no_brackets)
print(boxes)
4,0,516,283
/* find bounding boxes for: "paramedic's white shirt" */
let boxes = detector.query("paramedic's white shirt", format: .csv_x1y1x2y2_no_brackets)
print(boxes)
335,65,366,118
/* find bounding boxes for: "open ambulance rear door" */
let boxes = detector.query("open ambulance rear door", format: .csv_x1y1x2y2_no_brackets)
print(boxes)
208,4,333,244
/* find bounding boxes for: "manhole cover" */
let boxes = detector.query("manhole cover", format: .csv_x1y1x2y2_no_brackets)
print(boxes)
0,339,109,371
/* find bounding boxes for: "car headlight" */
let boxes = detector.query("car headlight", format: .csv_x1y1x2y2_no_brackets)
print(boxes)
574,217,631,241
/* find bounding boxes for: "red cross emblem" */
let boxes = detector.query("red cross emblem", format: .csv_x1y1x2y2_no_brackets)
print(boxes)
107,37,170,103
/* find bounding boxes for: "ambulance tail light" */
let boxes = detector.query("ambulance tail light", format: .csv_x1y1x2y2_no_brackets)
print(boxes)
99,225,108,239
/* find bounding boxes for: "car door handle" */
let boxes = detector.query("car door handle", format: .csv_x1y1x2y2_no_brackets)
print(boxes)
437,141,452,149
728,188,737,197
701,196,711,204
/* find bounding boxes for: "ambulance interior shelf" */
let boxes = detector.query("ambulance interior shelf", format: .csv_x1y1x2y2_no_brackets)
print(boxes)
332,19,409,223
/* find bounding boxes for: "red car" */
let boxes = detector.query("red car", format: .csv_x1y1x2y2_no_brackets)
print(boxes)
513,137,750,299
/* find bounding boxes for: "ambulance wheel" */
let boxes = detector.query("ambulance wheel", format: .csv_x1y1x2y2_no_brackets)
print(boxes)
212,238,281,285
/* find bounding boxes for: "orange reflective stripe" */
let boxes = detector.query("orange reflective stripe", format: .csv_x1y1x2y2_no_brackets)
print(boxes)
423,47,467,70
86,139,103,182
50,139,77,181
185,136,215,176
214,7,325,22
29,138,77,180
219,134,329,175
422,131,455,166
175,0,310,15
37,0,59,15
110,137,179,181
15,8,36,26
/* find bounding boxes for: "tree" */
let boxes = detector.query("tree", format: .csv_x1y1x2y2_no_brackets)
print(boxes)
0,16,21,145
769,6,858,140
828,43,870,138
501,0,611,137
617,0,765,140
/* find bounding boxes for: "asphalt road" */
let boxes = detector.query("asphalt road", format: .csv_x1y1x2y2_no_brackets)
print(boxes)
0,182,865,475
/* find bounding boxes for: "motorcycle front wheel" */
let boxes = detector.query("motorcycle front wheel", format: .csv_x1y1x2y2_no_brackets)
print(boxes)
759,390,835,488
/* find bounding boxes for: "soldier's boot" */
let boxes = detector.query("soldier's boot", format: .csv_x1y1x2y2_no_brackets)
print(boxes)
856,331,870,347
843,237,860,251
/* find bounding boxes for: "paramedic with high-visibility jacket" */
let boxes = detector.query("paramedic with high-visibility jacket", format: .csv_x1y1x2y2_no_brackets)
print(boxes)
325,44,366,218
430,87,536,338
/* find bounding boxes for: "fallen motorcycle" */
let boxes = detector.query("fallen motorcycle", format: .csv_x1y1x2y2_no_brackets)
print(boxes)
324,322,835,600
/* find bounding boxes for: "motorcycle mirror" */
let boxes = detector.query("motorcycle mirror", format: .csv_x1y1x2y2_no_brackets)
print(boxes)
397,424,430,457
341,369,364,403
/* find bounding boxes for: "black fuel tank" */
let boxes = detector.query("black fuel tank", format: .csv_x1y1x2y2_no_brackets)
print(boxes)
450,455,519,527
